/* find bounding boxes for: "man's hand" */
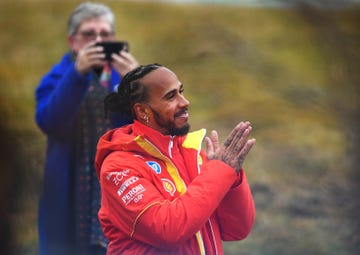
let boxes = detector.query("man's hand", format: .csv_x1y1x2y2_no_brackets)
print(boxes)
205,121,256,174
111,50,139,77
75,41,105,75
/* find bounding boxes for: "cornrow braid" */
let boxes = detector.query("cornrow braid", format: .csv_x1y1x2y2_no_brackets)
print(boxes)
104,63,162,119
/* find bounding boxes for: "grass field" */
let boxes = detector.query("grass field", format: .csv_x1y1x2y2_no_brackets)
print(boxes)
1,0,359,254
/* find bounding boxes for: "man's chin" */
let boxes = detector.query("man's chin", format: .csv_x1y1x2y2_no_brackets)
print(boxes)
169,124,190,136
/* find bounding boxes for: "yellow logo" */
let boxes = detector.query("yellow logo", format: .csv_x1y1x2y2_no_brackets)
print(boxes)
161,178,176,196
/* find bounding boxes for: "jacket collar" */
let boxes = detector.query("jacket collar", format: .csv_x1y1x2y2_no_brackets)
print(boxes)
132,120,185,159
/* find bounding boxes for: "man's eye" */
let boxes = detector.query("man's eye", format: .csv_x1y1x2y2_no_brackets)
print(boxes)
167,94,175,99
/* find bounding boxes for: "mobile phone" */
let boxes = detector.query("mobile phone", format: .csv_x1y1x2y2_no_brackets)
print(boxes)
96,41,129,61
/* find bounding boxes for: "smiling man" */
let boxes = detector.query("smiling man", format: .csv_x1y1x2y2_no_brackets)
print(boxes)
95,63,256,255
134,65,190,136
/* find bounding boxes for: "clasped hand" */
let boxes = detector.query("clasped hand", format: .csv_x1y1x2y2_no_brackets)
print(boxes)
205,121,256,174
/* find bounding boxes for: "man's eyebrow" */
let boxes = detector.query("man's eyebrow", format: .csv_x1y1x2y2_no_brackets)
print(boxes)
162,83,183,99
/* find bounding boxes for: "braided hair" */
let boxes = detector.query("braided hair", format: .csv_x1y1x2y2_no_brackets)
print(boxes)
104,63,162,119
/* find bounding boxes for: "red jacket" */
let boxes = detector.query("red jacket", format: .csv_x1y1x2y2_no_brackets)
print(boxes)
95,121,255,255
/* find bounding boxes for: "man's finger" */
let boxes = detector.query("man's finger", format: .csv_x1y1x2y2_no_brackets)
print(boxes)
205,137,215,159
237,138,256,165
224,122,243,147
235,125,252,151
210,130,219,151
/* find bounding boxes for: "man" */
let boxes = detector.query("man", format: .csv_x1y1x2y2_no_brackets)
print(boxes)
95,63,256,255
35,2,138,255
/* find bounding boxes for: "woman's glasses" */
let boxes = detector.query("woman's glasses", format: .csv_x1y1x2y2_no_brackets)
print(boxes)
77,30,114,40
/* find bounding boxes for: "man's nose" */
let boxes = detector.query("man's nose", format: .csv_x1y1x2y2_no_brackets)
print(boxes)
180,95,190,107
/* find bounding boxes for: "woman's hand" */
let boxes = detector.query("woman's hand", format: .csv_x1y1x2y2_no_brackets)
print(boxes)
111,50,139,77
75,41,105,75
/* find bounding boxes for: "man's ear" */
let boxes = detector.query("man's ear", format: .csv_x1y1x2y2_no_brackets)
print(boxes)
133,103,149,121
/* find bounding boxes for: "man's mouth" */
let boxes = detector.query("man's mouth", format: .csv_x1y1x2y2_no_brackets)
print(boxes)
175,109,189,119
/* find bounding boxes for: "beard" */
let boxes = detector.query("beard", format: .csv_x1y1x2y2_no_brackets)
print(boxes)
168,123,190,136
152,108,190,136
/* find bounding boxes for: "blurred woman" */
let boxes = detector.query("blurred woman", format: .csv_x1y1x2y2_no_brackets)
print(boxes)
34,2,139,255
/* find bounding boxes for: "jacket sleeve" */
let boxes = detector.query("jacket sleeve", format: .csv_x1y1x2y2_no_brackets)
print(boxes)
99,152,239,249
216,169,255,241
35,54,90,136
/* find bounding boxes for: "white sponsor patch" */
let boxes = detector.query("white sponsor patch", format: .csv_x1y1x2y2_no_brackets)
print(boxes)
122,184,146,205
106,170,130,186
117,176,139,196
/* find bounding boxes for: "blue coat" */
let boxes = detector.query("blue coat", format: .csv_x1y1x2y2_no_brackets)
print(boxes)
35,53,129,255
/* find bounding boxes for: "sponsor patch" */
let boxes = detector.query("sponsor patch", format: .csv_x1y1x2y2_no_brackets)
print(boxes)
122,184,146,205
146,161,161,174
161,178,176,197
106,170,130,186
117,176,139,196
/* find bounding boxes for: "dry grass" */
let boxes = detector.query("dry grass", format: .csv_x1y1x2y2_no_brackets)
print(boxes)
1,1,359,254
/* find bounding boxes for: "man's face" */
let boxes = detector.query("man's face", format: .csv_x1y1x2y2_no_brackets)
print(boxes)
68,17,115,54
143,67,190,136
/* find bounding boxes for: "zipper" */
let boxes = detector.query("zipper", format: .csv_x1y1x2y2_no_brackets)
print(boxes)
208,219,218,255
168,136,174,158
143,137,186,189
141,137,206,254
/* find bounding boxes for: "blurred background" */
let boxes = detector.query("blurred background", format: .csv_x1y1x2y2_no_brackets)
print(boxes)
1,0,359,254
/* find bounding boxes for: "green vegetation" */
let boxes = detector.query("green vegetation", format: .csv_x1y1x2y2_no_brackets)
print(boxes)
1,1,359,254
